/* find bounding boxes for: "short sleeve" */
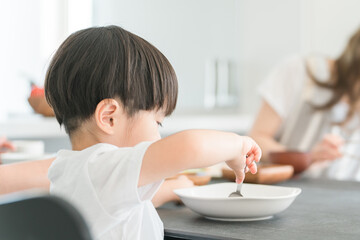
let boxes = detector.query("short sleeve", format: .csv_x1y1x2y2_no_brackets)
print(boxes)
258,55,307,120
87,142,159,217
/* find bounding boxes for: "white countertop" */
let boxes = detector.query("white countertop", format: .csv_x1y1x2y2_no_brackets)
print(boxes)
160,113,253,136
0,115,65,138
0,113,254,138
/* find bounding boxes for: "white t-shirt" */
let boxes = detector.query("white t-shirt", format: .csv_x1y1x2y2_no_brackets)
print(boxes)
259,55,333,121
48,142,164,240
259,55,360,181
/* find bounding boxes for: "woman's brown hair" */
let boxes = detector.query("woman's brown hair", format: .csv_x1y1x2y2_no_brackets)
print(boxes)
45,25,178,135
307,27,360,124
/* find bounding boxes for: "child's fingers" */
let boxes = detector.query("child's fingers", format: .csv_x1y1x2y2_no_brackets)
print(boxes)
248,146,261,162
233,160,246,184
246,149,261,164
246,154,255,166
253,146,262,162
0,136,14,149
1,142,15,151
235,170,246,184
248,162,257,174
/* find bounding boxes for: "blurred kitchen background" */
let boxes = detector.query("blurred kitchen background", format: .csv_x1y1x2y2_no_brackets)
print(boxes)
1,0,360,152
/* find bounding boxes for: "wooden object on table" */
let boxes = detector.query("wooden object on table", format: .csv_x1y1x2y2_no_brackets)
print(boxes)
28,96,55,117
168,173,212,186
269,151,311,174
222,163,294,184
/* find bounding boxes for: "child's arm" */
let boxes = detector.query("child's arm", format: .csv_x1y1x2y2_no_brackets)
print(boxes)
0,158,54,194
139,130,261,186
152,175,194,208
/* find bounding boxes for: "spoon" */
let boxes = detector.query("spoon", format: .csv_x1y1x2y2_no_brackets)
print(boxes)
228,167,247,198
228,155,251,198
228,181,244,197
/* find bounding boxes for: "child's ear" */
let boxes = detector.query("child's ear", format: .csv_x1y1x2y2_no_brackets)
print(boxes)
94,99,121,135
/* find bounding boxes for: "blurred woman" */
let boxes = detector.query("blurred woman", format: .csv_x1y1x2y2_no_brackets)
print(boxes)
250,27,360,181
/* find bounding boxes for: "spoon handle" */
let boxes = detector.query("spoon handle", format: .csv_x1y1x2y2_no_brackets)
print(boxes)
237,167,247,190
236,183,243,193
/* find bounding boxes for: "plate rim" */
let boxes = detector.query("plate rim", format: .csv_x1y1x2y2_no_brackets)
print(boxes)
174,182,302,200
204,215,274,222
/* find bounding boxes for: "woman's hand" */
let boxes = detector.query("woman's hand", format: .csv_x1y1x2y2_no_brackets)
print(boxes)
226,136,262,183
310,134,344,163
0,136,15,153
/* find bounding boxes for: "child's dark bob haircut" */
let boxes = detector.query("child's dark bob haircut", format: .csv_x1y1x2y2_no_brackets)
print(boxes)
45,25,178,135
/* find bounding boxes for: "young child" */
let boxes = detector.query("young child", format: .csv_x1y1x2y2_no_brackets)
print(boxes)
45,25,261,240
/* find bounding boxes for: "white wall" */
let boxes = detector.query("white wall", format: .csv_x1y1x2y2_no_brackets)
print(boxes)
300,0,360,58
0,0,92,121
94,0,360,114
2,0,360,121
0,0,43,120
93,0,240,112
235,0,301,113
92,0,303,113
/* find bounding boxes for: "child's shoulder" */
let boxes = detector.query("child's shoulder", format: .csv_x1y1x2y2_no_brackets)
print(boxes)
48,141,155,195
53,141,153,167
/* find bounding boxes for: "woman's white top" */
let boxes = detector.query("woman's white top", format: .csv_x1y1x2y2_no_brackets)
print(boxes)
48,142,164,240
259,55,360,181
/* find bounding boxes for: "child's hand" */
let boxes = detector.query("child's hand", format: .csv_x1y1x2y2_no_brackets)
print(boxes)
226,136,262,184
174,175,195,188
152,175,194,208
0,136,15,153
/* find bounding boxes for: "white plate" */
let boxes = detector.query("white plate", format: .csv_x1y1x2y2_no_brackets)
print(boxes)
174,182,301,221
0,153,53,164
12,140,45,155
